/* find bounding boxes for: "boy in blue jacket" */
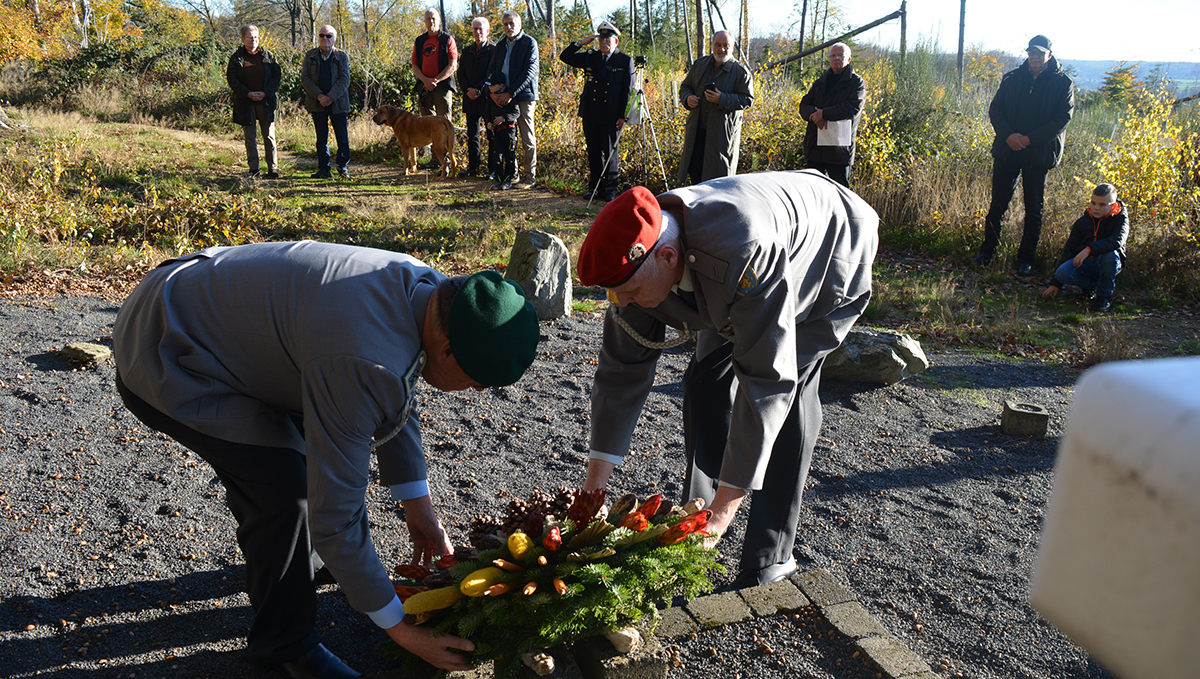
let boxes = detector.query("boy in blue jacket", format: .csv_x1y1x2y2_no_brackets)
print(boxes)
1042,183,1129,312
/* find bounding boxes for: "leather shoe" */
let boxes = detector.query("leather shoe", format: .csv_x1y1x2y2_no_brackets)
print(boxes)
726,555,799,591
1091,296,1112,312
313,566,337,586
279,643,361,679
1016,262,1034,276
965,254,990,267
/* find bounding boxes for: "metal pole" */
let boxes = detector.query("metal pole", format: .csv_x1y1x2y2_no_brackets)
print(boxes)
957,0,966,92
758,8,903,71
899,0,907,66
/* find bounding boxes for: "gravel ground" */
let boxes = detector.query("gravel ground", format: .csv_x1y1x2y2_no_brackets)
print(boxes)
0,293,1114,679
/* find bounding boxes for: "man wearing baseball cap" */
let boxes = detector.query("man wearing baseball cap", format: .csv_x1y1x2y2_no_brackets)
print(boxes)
968,34,1075,276
560,20,635,201
578,171,878,589
113,241,539,677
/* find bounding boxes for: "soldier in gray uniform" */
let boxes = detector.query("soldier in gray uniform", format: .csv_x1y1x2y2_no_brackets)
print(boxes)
577,171,878,588
113,241,539,678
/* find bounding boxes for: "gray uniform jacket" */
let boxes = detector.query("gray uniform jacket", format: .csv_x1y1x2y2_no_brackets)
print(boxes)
590,171,878,490
677,56,754,184
113,241,441,616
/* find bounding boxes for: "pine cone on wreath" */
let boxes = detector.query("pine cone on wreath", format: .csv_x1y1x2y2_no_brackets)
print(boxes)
525,489,554,517
468,514,504,548
502,498,529,534
548,486,573,520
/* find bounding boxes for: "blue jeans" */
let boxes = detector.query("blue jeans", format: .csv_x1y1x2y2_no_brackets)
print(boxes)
311,110,349,172
1053,251,1123,297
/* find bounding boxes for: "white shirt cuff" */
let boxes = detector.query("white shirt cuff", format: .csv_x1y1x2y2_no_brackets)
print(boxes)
390,480,431,502
366,595,406,629
589,450,625,466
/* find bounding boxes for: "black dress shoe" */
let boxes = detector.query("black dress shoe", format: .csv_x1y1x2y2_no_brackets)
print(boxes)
310,170,332,179
965,254,990,266
726,555,799,591
1016,262,1034,276
313,566,337,586
279,643,361,679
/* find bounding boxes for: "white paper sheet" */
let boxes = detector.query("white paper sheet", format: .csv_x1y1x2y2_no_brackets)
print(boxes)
816,119,853,146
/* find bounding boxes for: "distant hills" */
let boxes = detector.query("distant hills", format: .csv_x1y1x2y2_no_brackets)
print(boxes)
1059,60,1200,93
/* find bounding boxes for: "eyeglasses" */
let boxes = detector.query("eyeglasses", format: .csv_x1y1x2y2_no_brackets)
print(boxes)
319,33,334,39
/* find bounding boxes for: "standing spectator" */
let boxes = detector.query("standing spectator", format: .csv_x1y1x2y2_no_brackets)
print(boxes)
411,9,458,120
1042,183,1128,312
301,25,352,179
489,10,539,188
227,25,281,179
485,70,519,191
560,21,635,201
798,42,865,188
968,35,1074,276
677,31,753,186
457,17,495,178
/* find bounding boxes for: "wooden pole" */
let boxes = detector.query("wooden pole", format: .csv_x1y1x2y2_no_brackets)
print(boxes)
956,0,966,91
899,0,907,66
758,7,904,71
797,0,807,71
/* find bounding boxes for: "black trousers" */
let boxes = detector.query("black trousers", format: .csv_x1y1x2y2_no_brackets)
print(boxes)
807,161,851,188
115,373,320,666
489,124,517,182
464,107,491,172
687,127,707,185
583,114,621,197
681,344,824,574
980,155,1049,265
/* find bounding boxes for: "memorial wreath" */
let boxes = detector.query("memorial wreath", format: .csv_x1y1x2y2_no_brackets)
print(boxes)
388,487,722,677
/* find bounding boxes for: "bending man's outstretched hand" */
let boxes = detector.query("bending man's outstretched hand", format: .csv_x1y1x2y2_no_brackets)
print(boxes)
401,494,452,566
386,620,475,670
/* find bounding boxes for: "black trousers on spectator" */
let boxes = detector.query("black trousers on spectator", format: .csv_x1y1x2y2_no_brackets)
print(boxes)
980,155,1049,265
115,373,320,666
464,107,490,173
489,124,517,183
807,161,851,188
687,127,707,185
583,114,621,198
681,344,824,575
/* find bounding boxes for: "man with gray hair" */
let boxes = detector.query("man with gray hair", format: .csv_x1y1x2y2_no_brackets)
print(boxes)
677,30,753,185
226,25,281,178
488,10,539,188
799,42,865,188
301,25,352,179
576,171,878,589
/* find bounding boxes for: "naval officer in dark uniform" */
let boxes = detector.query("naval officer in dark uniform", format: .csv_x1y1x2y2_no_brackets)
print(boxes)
560,21,635,201
577,171,878,589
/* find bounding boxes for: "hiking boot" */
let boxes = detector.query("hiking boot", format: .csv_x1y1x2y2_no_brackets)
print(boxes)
1091,296,1112,312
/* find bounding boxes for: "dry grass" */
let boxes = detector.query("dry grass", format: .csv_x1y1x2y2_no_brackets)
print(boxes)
1075,319,1139,366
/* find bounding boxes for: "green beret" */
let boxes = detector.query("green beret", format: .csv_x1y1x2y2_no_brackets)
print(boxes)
449,271,540,387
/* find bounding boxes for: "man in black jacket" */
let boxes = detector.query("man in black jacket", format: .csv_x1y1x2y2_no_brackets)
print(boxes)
560,21,634,201
969,35,1074,276
489,10,540,188
457,17,495,177
798,42,865,188
227,25,282,178
1042,183,1129,312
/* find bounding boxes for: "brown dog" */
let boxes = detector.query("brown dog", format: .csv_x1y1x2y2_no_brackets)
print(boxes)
372,105,457,177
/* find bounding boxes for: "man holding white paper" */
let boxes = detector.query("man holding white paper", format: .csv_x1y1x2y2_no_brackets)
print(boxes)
799,43,865,188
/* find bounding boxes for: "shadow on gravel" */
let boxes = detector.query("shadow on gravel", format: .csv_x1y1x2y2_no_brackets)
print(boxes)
25,351,83,372
914,360,1077,390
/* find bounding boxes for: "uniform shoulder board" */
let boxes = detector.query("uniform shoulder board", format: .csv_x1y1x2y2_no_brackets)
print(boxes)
684,249,728,284
371,350,427,451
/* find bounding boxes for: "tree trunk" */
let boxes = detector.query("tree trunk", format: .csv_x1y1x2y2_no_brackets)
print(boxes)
645,0,653,48
547,0,555,42
682,0,693,64
797,0,807,70
28,0,41,28
694,0,703,55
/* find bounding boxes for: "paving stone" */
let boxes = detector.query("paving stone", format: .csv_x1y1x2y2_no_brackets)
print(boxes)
59,342,111,364
572,632,668,679
685,592,752,628
823,601,889,639
790,568,856,607
737,579,810,617
653,606,698,638
856,635,933,678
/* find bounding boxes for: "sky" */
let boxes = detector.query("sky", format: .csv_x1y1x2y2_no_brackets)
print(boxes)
564,0,1200,64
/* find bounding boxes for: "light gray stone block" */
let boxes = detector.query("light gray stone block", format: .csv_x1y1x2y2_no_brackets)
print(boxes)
790,569,856,607
823,601,889,639
738,579,810,617
856,635,932,677
1001,400,1049,439
685,592,752,628
572,633,667,679
59,342,111,364
652,606,698,638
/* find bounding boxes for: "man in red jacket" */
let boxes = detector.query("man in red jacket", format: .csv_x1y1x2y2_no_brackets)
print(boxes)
1042,183,1129,312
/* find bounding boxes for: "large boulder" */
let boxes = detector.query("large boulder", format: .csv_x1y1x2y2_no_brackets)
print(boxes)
824,328,929,385
506,229,572,320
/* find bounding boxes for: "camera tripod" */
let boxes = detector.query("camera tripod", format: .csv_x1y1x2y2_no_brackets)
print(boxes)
588,61,671,207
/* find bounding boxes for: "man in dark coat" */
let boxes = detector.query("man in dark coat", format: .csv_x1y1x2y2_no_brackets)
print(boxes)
677,31,754,185
560,21,634,201
799,42,865,188
301,25,352,179
457,17,495,177
226,24,282,178
969,35,1074,276
1042,183,1129,312
489,11,539,188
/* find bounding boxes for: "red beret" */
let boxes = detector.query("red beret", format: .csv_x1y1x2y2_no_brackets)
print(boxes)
578,186,662,287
